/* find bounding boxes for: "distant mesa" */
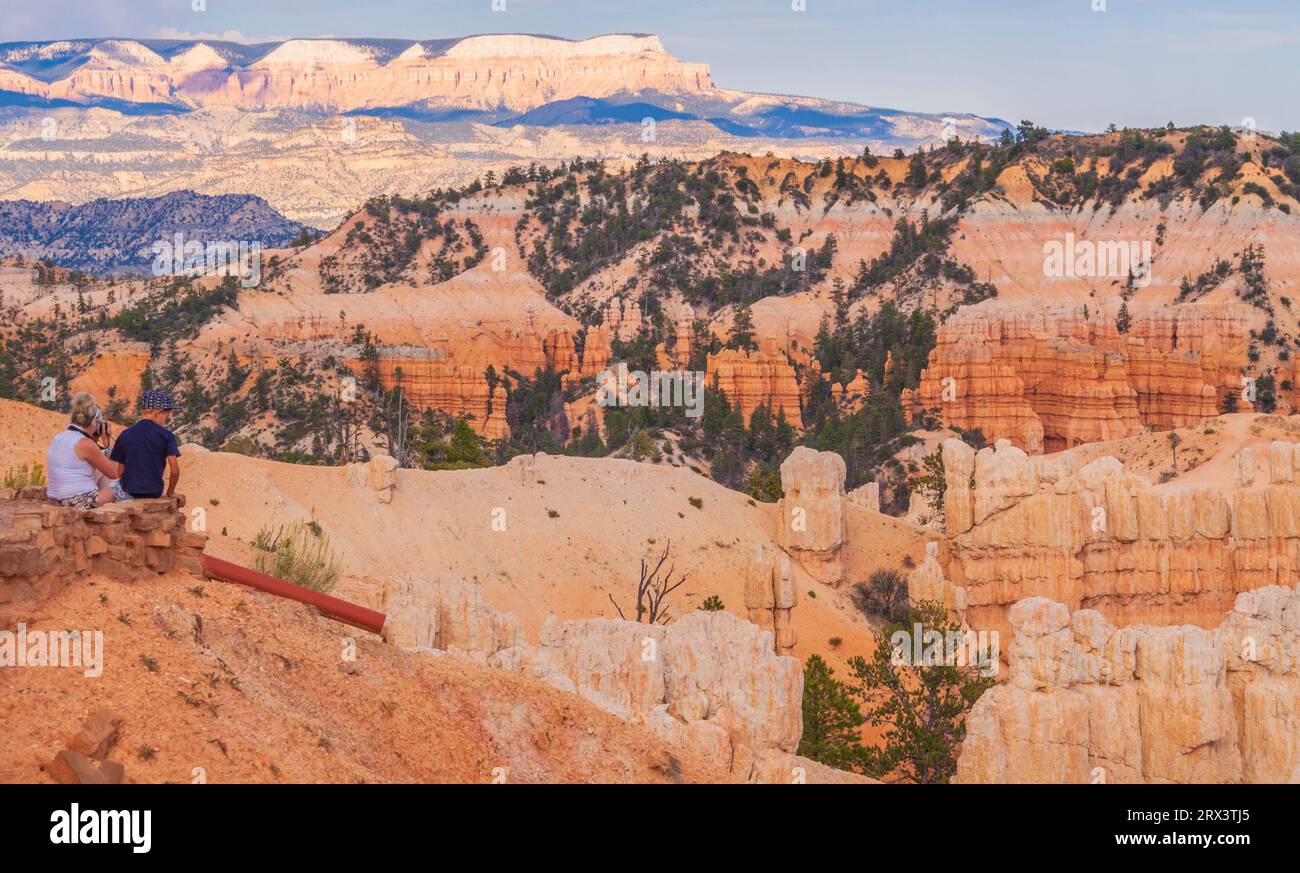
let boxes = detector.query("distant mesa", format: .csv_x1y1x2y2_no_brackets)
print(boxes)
0,34,1009,142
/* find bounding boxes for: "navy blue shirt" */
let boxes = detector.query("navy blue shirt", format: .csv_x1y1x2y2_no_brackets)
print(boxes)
110,419,180,497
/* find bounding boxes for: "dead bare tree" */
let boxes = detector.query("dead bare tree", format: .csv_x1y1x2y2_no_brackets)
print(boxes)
608,542,689,625
380,385,412,468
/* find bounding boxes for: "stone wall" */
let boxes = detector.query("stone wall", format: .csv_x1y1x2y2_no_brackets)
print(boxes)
0,489,207,625
955,586,1300,783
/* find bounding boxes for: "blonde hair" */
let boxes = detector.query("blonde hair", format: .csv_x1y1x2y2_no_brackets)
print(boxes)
69,392,101,430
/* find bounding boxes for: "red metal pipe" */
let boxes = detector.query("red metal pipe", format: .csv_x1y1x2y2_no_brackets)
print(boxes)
200,554,387,635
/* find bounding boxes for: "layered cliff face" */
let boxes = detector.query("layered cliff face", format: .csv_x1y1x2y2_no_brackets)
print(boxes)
955,586,1300,784
330,326,607,440
174,197,615,438
0,36,712,113
906,300,1258,452
930,435,1300,641
12,137,1300,465
66,347,152,413
706,347,804,429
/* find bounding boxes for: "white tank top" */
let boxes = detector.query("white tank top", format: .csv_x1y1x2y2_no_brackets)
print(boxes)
46,429,98,500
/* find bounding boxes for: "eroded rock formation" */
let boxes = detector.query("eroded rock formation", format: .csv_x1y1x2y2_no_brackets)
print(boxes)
906,300,1255,453
706,347,804,429
907,540,967,623
776,447,846,587
932,437,1300,639
347,454,398,504
379,573,819,781
846,481,880,514
744,543,798,654
955,586,1300,783
381,574,522,656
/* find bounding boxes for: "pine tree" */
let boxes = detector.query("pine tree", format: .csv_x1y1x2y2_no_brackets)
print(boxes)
797,654,867,772
727,305,757,352
914,448,947,514
906,152,928,187
830,278,849,332
848,601,994,783
1116,300,1132,334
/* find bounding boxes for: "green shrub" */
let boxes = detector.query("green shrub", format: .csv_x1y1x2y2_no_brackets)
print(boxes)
797,654,866,772
745,463,783,503
700,595,725,612
253,521,340,593
4,462,46,488
221,434,259,456
848,601,994,783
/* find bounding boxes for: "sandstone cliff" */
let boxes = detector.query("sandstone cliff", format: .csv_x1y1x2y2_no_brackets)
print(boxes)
955,586,1300,783
928,436,1300,641
706,347,804,429
906,299,1256,452
378,573,844,782
0,36,712,113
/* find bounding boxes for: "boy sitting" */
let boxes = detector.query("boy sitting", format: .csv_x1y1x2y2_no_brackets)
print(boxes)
110,391,182,503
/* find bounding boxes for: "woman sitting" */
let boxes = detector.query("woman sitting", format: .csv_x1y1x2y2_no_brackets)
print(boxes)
46,392,123,510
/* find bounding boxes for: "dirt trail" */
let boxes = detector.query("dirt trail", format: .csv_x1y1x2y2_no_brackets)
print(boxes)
1161,414,1264,490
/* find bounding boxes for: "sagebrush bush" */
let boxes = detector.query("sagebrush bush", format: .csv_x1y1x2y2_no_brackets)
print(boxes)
849,569,909,622
253,521,340,593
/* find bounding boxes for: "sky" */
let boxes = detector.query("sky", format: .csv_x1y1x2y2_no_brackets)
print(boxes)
0,0,1296,133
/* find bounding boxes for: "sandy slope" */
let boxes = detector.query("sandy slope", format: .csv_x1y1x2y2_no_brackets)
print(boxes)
180,448,929,675
0,569,737,784
1056,412,1300,489
0,399,65,473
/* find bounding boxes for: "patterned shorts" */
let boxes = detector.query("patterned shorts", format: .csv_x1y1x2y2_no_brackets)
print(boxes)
56,490,101,510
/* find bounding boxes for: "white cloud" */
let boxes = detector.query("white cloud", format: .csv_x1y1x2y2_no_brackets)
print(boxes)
150,26,283,45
